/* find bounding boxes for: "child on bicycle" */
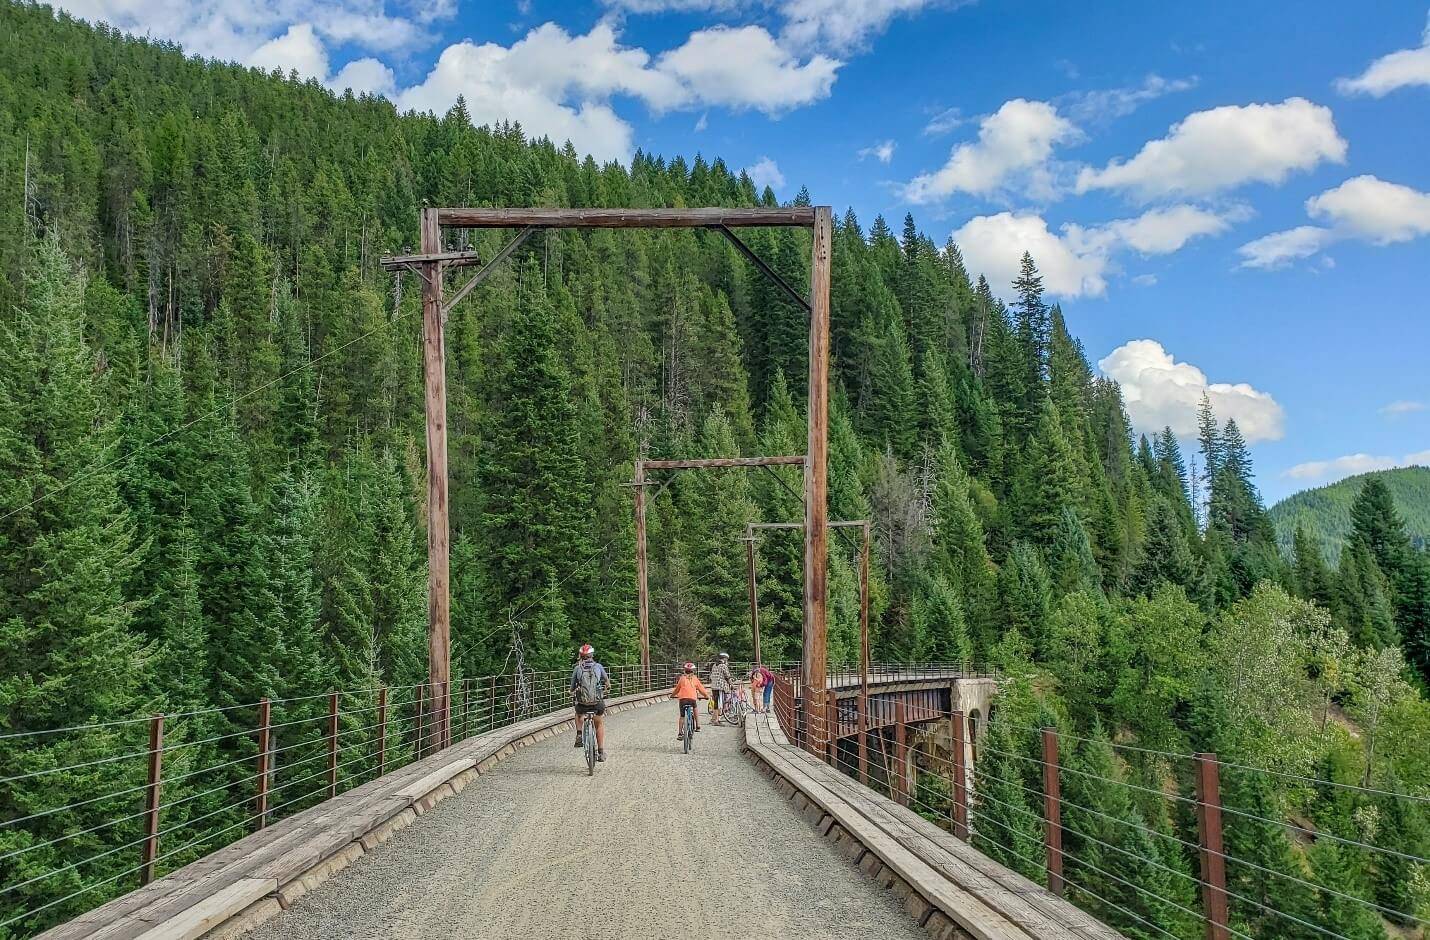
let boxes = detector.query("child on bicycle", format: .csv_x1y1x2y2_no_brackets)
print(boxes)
671,662,710,739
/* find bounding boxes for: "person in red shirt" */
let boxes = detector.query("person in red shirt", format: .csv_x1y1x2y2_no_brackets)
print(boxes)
671,662,710,739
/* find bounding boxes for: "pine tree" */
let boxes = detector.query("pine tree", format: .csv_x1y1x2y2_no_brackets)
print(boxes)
0,243,151,928
1050,505,1102,596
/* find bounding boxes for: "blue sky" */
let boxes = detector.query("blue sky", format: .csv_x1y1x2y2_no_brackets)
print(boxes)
59,0,1430,502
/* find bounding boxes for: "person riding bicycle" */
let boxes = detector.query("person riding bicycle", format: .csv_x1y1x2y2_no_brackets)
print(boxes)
671,662,710,739
571,644,610,762
709,653,733,721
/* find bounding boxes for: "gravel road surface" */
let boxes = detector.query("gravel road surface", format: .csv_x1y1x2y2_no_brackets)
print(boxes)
247,701,927,940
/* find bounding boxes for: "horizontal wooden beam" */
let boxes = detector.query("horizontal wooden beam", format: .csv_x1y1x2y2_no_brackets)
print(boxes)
434,207,819,229
379,250,482,268
639,455,805,471
748,520,867,531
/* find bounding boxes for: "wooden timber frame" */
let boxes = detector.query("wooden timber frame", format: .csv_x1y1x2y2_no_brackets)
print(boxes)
742,520,870,754
382,205,834,753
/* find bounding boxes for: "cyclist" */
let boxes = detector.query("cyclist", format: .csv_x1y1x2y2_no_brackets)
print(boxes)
671,662,710,740
570,644,610,762
709,652,733,721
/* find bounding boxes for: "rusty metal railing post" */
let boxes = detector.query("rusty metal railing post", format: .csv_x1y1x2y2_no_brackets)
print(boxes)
416,683,426,760
857,691,869,786
327,692,339,799
140,713,164,885
461,679,470,741
894,700,908,806
826,697,838,766
255,698,271,829
1042,728,1064,896
1196,753,1230,940
951,710,969,839
376,687,387,777
443,680,451,750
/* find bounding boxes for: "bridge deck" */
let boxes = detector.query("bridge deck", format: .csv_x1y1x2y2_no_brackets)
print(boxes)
245,703,928,939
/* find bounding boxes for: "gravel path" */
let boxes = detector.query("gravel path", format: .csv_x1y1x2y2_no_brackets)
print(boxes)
247,702,927,940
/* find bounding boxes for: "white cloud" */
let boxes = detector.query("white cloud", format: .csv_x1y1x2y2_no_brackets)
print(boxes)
1382,400,1427,416
1065,74,1198,124
1238,175,1430,268
903,99,1079,203
1132,274,1158,287
780,0,949,52
923,106,968,136
747,156,786,191
694,112,708,132
1099,339,1285,443
248,22,327,79
1284,448,1430,484
954,205,1238,299
1336,13,1430,97
1307,174,1430,244
395,22,839,163
329,56,396,97
656,25,840,113
953,213,1109,298
858,140,896,163
1076,98,1347,200
1237,225,1332,270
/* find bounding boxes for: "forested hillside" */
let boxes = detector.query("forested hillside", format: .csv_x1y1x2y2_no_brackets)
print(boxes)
1,3,1428,937
1272,467,1430,562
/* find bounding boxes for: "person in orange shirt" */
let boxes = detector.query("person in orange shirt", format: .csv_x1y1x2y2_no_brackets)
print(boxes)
671,662,710,739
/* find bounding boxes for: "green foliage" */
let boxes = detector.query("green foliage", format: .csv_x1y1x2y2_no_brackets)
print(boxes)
1270,467,1430,563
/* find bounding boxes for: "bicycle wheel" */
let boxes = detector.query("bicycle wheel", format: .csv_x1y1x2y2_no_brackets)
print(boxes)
683,709,693,754
584,719,596,775
721,698,741,727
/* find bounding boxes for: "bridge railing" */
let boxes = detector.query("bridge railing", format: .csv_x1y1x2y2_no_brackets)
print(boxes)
3,658,788,937
765,676,1430,940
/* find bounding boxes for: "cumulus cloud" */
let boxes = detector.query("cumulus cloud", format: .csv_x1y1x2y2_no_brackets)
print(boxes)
858,140,896,163
1238,175,1430,268
657,25,840,112
329,56,397,97
1382,400,1427,417
395,22,840,163
746,156,786,191
248,22,328,79
1099,340,1285,443
1336,13,1430,97
954,205,1239,299
903,99,1079,203
1284,449,1430,483
1076,98,1347,201
780,0,951,52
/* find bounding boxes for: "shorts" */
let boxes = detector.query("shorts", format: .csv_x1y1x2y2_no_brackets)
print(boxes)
678,698,697,715
575,700,605,716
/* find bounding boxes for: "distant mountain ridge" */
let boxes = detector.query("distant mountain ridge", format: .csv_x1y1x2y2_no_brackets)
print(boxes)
1269,466,1430,562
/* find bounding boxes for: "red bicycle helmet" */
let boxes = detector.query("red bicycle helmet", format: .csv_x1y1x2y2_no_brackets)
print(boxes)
682,661,695,672
579,644,595,659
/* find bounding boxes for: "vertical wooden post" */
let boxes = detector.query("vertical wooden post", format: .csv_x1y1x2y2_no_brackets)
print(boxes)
420,207,452,758
376,688,387,778
255,698,271,829
1042,729,1064,896
140,713,164,885
951,710,969,839
745,532,760,665
802,206,832,741
894,701,908,806
327,692,339,799
857,692,869,786
1196,753,1230,940
633,459,650,686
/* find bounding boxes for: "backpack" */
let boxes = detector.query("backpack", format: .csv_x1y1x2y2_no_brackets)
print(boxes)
575,663,603,705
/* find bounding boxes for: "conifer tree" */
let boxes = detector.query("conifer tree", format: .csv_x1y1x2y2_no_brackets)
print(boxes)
1050,505,1102,596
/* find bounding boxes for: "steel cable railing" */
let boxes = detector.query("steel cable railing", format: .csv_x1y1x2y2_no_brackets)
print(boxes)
0,660,690,936
761,668,1429,940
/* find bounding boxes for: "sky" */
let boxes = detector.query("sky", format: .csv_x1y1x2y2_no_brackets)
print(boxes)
53,0,1430,503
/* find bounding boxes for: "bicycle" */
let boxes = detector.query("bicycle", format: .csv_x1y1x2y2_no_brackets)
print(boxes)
680,701,696,754
721,688,752,727
581,712,598,775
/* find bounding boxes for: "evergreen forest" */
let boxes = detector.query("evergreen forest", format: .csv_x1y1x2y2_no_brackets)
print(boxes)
0,3,1427,936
